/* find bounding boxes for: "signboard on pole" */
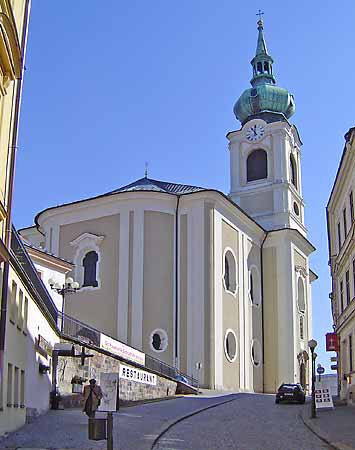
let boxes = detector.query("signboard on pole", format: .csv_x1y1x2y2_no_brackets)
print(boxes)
326,332,339,352
315,379,334,410
98,372,119,412
100,333,145,366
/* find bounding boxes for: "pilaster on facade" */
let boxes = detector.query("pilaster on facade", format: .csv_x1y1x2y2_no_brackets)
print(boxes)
131,208,144,350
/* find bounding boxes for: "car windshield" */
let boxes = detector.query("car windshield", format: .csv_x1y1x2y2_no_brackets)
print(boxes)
280,384,297,390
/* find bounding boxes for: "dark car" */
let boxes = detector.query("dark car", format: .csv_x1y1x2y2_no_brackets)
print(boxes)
275,383,306,404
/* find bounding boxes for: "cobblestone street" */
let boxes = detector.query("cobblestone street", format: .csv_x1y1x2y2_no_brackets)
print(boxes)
0,393,337,450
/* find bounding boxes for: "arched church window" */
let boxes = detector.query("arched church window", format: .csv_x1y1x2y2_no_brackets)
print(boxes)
223,250,237,294
247,149,267,182
251,339,262,366
249,266,261,306
264,61,269,74
83,251,98,287
290,154,297,188
297,277,306,313
257,61,262,74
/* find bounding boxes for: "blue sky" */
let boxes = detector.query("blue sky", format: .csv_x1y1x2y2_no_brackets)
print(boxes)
13,1,355,372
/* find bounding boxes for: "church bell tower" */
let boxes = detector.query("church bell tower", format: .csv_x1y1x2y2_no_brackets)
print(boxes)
228,17,306,237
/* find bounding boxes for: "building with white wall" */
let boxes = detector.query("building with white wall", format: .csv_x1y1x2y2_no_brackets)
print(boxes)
21,19,316,393
327,127,355,402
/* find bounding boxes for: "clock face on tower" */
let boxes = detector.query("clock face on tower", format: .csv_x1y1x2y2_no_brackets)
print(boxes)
245,124,265,142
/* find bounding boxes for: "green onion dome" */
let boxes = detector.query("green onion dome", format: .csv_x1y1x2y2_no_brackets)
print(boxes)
234,18,295,125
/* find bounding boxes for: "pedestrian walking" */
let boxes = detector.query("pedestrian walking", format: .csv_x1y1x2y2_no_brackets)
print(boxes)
82,378,103,417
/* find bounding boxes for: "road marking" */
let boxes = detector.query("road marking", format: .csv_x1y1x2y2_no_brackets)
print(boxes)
160,438,184,442
118,412,143,418
144,434,159,439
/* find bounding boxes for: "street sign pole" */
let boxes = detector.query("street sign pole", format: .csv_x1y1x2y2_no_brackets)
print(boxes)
107,412,113,450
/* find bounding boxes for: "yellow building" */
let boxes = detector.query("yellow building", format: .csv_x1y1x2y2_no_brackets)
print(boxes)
0,0,32,434
327,127,355,402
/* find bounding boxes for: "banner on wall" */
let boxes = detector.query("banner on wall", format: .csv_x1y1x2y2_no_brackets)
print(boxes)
100,333,145,366
119,364,157,386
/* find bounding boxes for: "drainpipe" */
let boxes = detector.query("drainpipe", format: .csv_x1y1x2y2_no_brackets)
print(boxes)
0,0,31,391
260,231,268,393
174,195,180,368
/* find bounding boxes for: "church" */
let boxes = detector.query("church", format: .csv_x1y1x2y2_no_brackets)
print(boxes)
20,19,316,393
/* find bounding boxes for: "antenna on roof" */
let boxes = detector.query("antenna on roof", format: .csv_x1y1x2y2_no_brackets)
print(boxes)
144,161,148,178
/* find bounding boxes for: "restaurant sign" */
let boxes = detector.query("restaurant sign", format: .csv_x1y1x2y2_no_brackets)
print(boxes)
100,333,145,366
119,364,157,386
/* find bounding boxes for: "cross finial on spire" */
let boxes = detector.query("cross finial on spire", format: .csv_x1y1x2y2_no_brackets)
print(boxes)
144,161,148,178
256,9,264,29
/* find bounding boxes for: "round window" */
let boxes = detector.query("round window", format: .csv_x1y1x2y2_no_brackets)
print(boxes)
224,329,238,362
149,329,168,353
293,202,300,216
251,339,262,367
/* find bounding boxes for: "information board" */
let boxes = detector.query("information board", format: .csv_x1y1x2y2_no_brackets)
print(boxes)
98,372,119,412
315,380,334,409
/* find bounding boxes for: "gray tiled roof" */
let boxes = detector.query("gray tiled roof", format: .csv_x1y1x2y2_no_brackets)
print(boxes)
110,177,207,195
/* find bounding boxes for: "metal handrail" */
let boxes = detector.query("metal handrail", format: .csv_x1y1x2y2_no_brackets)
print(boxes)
59,312,198,387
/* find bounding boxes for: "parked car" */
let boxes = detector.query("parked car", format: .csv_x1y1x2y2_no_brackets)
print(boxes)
275,383,306,404
175,374,189,384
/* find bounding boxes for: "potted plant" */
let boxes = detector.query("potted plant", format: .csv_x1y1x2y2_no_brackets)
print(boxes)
71,375,86,393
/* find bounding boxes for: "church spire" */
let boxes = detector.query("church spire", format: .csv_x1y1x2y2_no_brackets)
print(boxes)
250,15,276,87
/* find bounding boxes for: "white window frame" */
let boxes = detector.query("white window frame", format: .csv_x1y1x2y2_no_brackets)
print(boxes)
222,247,238,297
224,328,238,363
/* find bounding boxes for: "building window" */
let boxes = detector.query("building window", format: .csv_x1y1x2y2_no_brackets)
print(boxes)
14,367,19,408
150,329,168,353
251,339,262,367
337,222,342,253
23,297,28,333
350,191,354,224
20,370,25,408
9,280,17,323
299,315,304,340
349,335,353,373
18,289,23,329
343,208,348,238
340,280,344,313
297,278,306,313
346,270,351,306
83,251,98,287
7,363,13,407
224,329,238,362
246,149,267,182
290,154,297,188
353,260,355,301
223,249,237,294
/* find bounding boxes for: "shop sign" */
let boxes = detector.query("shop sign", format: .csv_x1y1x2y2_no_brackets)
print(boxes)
100,333,145,366
119,364,156,386
326,332,338,352
98,372,119,412
36,335,53,358
315,380,334,409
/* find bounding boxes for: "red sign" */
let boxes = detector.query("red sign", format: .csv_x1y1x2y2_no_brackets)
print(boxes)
326,332,338,351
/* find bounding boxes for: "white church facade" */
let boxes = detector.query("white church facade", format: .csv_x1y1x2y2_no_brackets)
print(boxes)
20,19,316,393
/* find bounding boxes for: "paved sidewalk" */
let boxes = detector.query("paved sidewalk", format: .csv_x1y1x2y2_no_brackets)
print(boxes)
301,401,355,450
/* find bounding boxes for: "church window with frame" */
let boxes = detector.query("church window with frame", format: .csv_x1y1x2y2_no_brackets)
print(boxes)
346,270,350,306
224,329,238,362
223,249,237,295
249,266,261,306
246,149,267,182
343,208,348,238
150,329,168,353
297,277,306,313
83,251,99,287
340,280,344,313
350,191,354,224
251,339,262,367
290,154,297,189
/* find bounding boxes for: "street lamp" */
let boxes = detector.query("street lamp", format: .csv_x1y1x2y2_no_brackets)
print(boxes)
308,339,318,419
48,277,80,332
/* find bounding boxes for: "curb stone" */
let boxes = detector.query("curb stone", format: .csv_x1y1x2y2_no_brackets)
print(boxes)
299,407,355,450
149,394,240,450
